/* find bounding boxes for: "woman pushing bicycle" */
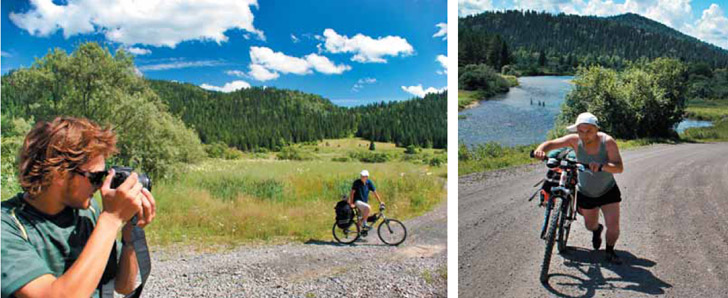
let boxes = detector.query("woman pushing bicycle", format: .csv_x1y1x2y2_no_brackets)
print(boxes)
533,112,625,264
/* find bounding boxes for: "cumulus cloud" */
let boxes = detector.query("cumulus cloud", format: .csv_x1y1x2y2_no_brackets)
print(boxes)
686,4,728,49
433,23,447,40
352,77,377,92
126,47,151,55
247,46,350,81
458,0,494,16
436,55,448,75
9,0,264,48
248,64,280,81
320,29,414,63
200,80,251,93
401,85,447,97
138,60,225,71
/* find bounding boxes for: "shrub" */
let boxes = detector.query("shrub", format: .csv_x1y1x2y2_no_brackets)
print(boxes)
349,151,389,163
277,146,314,161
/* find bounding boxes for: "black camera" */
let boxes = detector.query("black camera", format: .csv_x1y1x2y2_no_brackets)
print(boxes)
109,166,152,191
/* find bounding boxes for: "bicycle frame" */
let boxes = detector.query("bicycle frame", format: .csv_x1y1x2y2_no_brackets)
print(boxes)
544,160,580,229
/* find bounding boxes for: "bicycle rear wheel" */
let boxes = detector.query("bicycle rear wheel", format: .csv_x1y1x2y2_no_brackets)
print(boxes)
332,222,360,244
540,197,563,283
378,219,407,246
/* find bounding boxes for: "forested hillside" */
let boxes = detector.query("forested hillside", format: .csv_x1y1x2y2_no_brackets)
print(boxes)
459,10,728,74
148,81,447,150
354,92,447,148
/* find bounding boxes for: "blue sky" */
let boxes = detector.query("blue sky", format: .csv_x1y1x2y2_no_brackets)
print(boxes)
1,0,447,107
458,0,728,50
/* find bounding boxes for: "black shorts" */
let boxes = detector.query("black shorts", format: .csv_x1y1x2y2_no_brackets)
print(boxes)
577,184,622,210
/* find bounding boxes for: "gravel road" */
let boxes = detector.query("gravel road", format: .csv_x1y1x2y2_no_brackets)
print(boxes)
144,199,447,297
459,142,728,297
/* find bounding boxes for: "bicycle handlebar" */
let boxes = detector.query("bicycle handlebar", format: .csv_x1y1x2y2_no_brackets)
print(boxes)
529,150,590,169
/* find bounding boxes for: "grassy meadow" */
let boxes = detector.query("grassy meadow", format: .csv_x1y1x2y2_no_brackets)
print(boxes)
2,137,446,248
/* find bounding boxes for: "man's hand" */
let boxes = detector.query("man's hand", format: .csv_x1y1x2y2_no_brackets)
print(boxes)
99,169,143,225
136,188,156,228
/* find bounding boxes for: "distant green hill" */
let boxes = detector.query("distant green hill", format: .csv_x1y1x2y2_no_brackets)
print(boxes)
459,10,728,72
148,80,446,150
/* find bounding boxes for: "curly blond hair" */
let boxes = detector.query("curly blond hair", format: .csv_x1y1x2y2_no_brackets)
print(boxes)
19,117,118,198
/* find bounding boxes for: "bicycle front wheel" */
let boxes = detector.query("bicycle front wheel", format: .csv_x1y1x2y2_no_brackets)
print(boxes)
332,222,360,244
557,199,572,253
540,197,563,283
378,219,407,246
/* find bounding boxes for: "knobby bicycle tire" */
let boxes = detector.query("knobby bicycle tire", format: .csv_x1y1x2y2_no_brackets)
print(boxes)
540,197,563,283
377,219,407,246
540,198,552,239
332,222,360,244
557,199,572,253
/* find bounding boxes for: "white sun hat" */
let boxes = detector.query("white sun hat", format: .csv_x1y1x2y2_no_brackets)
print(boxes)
360,170,370,177
567,112,599,132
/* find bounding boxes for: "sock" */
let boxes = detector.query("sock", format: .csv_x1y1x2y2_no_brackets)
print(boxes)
606,245,615,254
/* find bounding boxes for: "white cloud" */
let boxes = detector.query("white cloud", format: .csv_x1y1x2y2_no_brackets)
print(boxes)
436,55,448,75
247,46,350,81
686,4,728,49
401,85,447,97
133,67,143,77
248,64,280,81
352,77,377,92
225,70,247,77
126,47,151,55
291,34,299,43
321,29,414,63
304,53,352,74
458,0,494,16
200,80,251,93
433,23,447,40
9,0,264,48
138,60,225,71
1,51,11,57
250,46,312,75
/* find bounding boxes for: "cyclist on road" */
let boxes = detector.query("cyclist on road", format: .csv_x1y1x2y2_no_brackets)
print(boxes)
533,112,625,264
348,170,384,234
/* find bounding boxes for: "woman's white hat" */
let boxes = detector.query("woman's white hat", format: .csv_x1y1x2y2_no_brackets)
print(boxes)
567,112,599,132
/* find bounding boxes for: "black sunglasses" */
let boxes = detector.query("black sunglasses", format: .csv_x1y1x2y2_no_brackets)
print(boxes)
73,169,108,187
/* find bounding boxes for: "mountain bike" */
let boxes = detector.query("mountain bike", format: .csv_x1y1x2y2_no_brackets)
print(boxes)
332,203,407,246
529,150,588,282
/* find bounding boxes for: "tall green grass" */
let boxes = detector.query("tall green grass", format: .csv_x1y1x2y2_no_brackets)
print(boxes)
458,142,536,176
145,159,445,246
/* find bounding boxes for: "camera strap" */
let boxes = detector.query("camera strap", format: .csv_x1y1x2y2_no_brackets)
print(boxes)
100,216,152,298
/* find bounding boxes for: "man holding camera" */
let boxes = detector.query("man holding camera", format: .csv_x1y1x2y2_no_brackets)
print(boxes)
1,117,156,298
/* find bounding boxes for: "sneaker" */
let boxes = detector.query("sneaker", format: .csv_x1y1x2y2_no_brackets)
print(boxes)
592,224,603,250
605,251,623,265
362,223,371,230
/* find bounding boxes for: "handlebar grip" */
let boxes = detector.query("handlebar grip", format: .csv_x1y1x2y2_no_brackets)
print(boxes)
529,150,535,158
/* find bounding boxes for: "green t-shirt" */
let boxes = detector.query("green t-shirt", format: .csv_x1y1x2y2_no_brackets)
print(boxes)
1,193,119,298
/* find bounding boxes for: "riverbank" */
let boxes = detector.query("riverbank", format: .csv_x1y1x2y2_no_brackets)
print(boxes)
458,74,518,111
458,138,681,176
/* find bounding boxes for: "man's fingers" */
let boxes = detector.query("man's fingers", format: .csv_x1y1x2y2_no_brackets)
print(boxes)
140,194,153,227
100,169,116,193
128,182,143,199
135,193,145,226
118,172,139,192
142,188,156,217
